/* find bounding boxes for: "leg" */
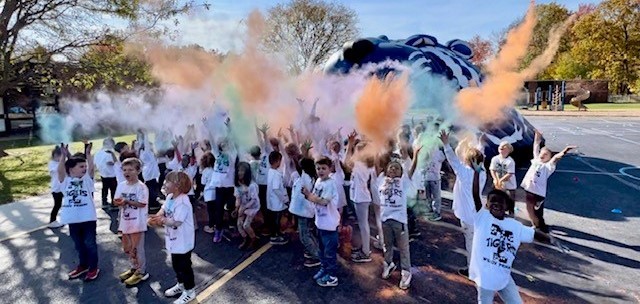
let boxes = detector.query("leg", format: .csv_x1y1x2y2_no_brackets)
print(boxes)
395,222,411,271
101,176,109,206
525,192,542,228
243,214,256,239
497,276,523,304
371,203,384,246
382,221,395,264
106,177,117,204
213,188,226,230
258,184,267,222
83,221,99,270
477,285,497,304
273,211,283,236
264,209,275,237
431,180,442,215
237,215,248,238
146,179,160,209
50,192,63,223
206,201,216,228
354,202,371,254
181,251,195,290
171,254,185,284
297,216,319,259
136,232,146,274
461,222,474,268
320,230,339,277
318,229,326,270
534,201,548,233
507,190,516,215
343,185,355,218
69,223,88,268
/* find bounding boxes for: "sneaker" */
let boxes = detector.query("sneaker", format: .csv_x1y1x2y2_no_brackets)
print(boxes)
382,261,396,279
124,272,149,286
373,240,383,250
428,214,442,221
409,230,421,237
118,231,123,239
269,236,288,245
213,230,222,243
84,268,100,281
534,200,544,210
68,266,88,279
304,251,313,259
457,268,469,278
203,226,215,234
119,269,135,281
351,251,372,263
316,274,338,287
164,283,185,297
48,220,63,229
173,289,196,304
313,268,326,281
399,270,412,290
303,258,321,268
238,238,249,250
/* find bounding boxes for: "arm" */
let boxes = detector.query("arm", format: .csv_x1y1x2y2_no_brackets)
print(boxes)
302,187,331,206
408,145,422,178
57,144,68,183
439,131,464,174
472,170,483,211
533,129,542,159
85,141,95,178
287,125,300,146
551,145,577,164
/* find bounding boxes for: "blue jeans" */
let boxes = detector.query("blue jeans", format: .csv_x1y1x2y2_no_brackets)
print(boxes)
69,221,98,270
318,229,338,276
297,216,319,259
477,276,522,304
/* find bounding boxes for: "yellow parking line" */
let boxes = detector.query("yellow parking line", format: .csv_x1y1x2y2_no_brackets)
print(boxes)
196,243,273,303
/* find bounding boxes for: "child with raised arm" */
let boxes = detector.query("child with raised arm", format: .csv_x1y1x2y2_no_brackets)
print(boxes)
439,130,486,278
47,147,64,228
379,146,421,290
232,162,260,250
200,152,216,234
57,142,100,281
113,158,149,286
267,151,289,245
521,130,576,233
489,141,517,215
210,137,238,243
422,145,446,221
149,171,195,304
256,123,274,224
302,157,341,287
289,157,321,267
94,137,117,209
138,133,161,211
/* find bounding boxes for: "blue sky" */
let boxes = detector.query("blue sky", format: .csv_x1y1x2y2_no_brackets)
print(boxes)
173,0,602,51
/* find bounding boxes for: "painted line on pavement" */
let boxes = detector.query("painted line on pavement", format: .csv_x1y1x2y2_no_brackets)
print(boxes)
619,167,640,181
196,243,273,303
574,157,640,192
0,224,48,243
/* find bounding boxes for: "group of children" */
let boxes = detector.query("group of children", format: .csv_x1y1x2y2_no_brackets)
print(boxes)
47,111,574,303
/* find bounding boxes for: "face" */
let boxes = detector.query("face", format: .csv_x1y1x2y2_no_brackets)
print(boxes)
316,164,331,178
539,148,552,163
238,166,247,180
498,144,510,157
69,162,87,178
330,141,341,153
219,139,229,151
487,195,507,219
272,159,281,169
386,162,402,178
163,179,178,194
53,153,62,162
122,165,140,183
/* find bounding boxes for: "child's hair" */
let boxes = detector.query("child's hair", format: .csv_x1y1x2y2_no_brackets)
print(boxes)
164,148,175,159
377,152,392,174
122,157,142,171
386,160,404,176
51,146,62,159
114,142,128,153
487,189,514,207
119,150,137,162
464,148,484,167
235,162,253,187
269,137,280,148
165,171,192,194
315,156,333,167
72,152,86,159
540,147,552,155
284,142,299,156
249,145,261,159
499,141,514,153
64,156,87,174
200,151,215,168
300,158,318,179
268,151,282,165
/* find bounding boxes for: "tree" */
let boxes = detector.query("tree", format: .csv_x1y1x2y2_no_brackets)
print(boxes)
467,35,494,68
523,3,572,78
262,0,359,74
570,0,640,94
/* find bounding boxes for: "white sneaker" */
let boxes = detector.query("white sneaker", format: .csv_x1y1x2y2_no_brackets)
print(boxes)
382,261,396,279
399,270,412,290
203,226,215,234
164,283,185,297
48,221,63,229
173,289,196,304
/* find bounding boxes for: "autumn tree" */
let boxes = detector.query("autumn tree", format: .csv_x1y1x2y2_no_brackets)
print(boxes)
467,35,494,68
262,0,359,74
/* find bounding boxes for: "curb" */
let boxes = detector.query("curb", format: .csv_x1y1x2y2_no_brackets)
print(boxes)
518,111,640,118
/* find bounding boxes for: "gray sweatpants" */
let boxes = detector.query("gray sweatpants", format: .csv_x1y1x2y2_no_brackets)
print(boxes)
382,219,411,271
354,201,371,254
424,180,442,214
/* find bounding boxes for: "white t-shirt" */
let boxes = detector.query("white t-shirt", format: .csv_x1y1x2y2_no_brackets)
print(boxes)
200,167,216,202
166,157,181,173
422,149,446,182
267,168,288,212
470,208,535,291
115,181,149,234
181,164,197,195
289,171,315,218
114,161,125,184
444,146,487,226
350,161,376,203
140,148,160,182
490,155,517,190
254,154,269,185
330,172,347,208
163,193,195,254
521,159,556,198
212,150,237,188
94,149,116,177
59,174,97,224
48,160,62,193
235,182,260,217
378,175,412,224
313,178,340,231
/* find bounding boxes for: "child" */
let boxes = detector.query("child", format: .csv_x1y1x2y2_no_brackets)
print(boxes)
302,157,341,287
57,142,100,281
521,130,576,233
439,130,486,278
113,158,149,286
289,157,320,267
232,162,260,250
489,141,517,215
422,146,446,221
138,134,161,211
94,137,117,209
150,171,196,304
47,147,64,228
267,151,289,245
114,142,130,184
210,137,238,243
347,141,377,263
379,146,421,290
200,152,216,234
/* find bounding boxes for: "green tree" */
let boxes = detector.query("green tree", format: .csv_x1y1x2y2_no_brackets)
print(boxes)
523,3,571,78
262,0,359,74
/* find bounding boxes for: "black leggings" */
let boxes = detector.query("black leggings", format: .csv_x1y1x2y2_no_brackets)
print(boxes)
171,251,195,290
50,192,63,223
213,187,235,230
264,210,282,237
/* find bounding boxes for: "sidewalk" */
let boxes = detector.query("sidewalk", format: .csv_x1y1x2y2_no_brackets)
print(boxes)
519,109,640,117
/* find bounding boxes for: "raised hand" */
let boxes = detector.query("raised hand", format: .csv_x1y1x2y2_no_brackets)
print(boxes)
439,130,450,145
287,124,295,134
302,139,313,152
347,130,358,143
60,143,69,158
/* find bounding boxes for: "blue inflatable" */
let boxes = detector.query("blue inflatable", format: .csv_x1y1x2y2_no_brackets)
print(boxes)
324,34,537,164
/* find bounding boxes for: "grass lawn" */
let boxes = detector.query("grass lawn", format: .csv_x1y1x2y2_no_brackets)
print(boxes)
564,102,640,111
0,134,135,204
